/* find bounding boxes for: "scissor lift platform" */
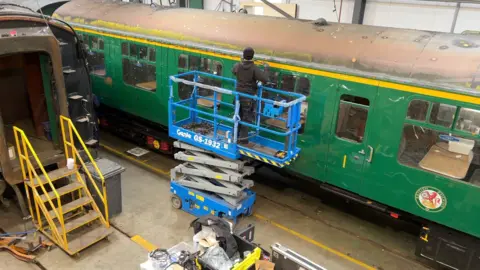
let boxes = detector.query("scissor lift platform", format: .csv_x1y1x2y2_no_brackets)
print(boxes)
168,71,305,168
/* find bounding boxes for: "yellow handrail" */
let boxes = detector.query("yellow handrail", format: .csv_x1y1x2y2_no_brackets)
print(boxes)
13,127,67,247
59,115,109,227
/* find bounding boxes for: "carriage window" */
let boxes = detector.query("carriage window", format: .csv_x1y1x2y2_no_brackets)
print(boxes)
456,107,480,134
122,59,156,91
121,43,128,55
213,61,222,75
281,74,295,92
189,55,200,70
149,48,156,62
121,42,156,91
398,124,480,184
177,73,194,100
336,94,370,143
178,54,187,69
197,58,222,108
91,37,103,50
201,58,211,72
296,77,310,96
139,45,148,60
129,43,137,57
296,77,310,134
407,100,429,121
429,102,456,128
86,36,106,77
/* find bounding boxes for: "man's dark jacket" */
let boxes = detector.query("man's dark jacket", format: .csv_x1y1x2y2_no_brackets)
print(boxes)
232,60,268,94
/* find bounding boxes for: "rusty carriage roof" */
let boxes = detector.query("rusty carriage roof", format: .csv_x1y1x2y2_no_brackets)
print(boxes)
54,0,480,98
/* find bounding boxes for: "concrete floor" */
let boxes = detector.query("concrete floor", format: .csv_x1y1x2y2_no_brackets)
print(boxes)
0,132,434,270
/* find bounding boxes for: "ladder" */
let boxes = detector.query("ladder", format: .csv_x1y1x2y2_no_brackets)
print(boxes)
13,115,112,255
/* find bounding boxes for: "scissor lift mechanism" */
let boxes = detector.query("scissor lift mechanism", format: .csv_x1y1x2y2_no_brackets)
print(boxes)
168,71,305,221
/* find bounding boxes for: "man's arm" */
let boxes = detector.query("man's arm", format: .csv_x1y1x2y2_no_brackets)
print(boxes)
231,63,239,76
254,64,269,84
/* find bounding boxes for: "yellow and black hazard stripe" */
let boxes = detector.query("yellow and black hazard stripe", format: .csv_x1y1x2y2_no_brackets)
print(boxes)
239,150,299,168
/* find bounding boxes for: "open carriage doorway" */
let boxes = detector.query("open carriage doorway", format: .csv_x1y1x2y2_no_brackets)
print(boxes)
0,53,60,164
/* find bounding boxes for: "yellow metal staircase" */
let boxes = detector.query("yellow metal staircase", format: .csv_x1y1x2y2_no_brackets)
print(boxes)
14,115,112,255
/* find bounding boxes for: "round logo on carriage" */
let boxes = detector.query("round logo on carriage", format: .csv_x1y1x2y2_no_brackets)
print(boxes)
415,186,447,212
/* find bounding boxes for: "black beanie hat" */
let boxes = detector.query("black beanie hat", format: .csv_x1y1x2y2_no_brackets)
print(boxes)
243,47,254,60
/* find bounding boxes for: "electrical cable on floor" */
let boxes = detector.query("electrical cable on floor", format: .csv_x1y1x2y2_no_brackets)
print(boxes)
0,229,37,237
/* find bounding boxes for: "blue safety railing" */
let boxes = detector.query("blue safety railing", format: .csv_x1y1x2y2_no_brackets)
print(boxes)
168,71,306,167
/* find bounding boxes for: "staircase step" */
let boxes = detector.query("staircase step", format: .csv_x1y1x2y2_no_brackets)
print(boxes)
26,167,79,187
68,95,83,100
76,117,89,123
39,182,83,202
58,211,100,234
85,139,98,146
63,68,76,74
68,226,113,254
48,197,91,218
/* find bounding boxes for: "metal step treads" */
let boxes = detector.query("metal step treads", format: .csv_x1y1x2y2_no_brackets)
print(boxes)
47,196,92,218
68,95,83,100
57,211,101,235
84,139,98,146
63,67,76,74
76,117,89,123
27,167,78,187
39,182,83,202
67,226,113,255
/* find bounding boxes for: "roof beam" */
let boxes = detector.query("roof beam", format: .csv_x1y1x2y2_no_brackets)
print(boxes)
258,0,295,19
352,0,366,24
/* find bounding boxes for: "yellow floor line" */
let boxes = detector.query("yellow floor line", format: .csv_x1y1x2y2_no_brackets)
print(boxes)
101,142,374,269
131,235,158,252
253,213,376,270
100,143,170,176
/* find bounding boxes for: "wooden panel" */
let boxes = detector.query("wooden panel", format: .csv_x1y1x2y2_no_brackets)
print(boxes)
24,53,49,137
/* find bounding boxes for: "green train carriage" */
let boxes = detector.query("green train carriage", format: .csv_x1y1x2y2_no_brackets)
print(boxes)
54,0,480,268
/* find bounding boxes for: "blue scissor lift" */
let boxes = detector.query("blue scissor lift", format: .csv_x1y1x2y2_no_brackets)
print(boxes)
168,71,305,222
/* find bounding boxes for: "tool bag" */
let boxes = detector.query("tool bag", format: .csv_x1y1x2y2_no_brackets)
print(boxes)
190,215,238,258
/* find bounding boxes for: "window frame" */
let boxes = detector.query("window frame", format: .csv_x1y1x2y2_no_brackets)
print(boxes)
175,53,224,107
83,34,106,77
403,97,480,139
334,94,370,143
398,96,480,179
121,42,157,92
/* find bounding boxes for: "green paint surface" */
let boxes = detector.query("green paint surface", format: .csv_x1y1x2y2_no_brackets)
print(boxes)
80,29,480,239
39,54,58,143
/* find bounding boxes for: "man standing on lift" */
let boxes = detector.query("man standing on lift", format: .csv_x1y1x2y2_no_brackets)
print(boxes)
232,47,269,145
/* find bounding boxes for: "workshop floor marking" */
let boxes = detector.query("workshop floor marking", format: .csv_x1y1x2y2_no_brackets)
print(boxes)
100,143,170,176
253,213,376,270
131,235,158,252
102,143,375,269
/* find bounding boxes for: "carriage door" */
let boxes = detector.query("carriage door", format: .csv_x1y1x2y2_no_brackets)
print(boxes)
326,82,378,192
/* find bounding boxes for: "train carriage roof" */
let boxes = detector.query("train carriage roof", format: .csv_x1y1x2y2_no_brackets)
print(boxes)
54,0,480,96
